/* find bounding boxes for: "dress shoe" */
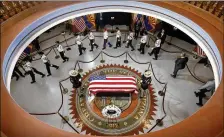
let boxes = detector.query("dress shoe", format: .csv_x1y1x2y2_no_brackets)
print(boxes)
194,91,198,97
148,52,152,56
31,81,36,84
131,49,135,51
16,77,19,81
196,103,203,106
47,74,51,77
153,58,157,60
89,50,93,52
42,75,45,78
170,74,176,78
63,60,66,63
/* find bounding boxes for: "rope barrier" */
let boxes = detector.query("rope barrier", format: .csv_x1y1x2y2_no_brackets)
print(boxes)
78,51,102,63
150,63,166,85
127,53,150,64
29,112,57,115
186,64,206,83
102,51,126,58
58,82,64,112
58,112,79,133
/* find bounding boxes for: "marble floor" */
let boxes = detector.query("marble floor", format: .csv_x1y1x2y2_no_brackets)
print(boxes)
10,24,214,134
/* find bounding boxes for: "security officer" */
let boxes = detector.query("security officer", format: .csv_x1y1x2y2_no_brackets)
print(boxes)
138,31,147,54
69,70,82,91
134,18,142,39
140,70,152,98
114,27,121,49
148,38,162,60
125,31,135,51
76,35,86,56
39,52,59,76
23,57,45,84
56,41,69,63
88,32,98,51
102,28,109,49
171,53,189,78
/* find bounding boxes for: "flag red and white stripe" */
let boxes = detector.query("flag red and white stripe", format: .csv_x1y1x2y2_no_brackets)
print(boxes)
73,17,86,32
193,46,206,57
88,76,138,94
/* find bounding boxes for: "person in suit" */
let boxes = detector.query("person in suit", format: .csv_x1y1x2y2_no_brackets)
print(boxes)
39,52,59,76
140,27,145,36
194,80,215,106
134,18,142,39
125,31,135,51
157,29,167,53
148,38,162,60
171,53,189,78
138,31,147,54
23,57,45,84
56,41,69,62
12,64,25,81
102,28,109,50
140,70,152,98
88,32,98,51
114,27,122,49
69,70,82,90
31,37,40,51
76,35,86,55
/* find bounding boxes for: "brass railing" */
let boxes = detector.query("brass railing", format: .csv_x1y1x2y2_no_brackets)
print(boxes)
0,1,45,24
185,1,224,19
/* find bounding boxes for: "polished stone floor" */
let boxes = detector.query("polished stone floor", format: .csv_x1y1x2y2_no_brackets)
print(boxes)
10,24,214,134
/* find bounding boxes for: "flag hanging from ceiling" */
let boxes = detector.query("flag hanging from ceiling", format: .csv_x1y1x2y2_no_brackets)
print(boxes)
87,14,96,28
83,15,94,29
133,13,157,32
73,17,86,32
88,76,138,94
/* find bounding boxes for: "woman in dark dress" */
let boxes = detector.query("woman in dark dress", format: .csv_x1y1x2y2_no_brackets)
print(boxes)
140,70,152,98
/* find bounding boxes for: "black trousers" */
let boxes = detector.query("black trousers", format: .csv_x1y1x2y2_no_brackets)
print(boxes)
173,65,183,77
126,40,134,50
115,39,121,48
197,89,209,105
78,44,86,55
59,51,68,61
26,68,44,82
139,43,146,54
134,30,139,39
150,47,160,59
12,71,19,80
103,39,108,49
44,62,58,75
14,66,24,77
90,39,98,50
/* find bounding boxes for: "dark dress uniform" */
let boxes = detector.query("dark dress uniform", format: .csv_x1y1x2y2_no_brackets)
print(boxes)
12,65,25,81
134,20,142,39
114,30,121,49
125,33,135,51
41,54,59,76
149,39,161,60
157,30,167,53
140,71,152,98
89,32,98,51
70,73,82,89
172,56,189,78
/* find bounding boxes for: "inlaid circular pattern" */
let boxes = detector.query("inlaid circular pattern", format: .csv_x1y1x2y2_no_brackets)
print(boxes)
68,64,157,136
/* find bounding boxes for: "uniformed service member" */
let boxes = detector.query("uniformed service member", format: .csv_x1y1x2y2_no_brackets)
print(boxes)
148,38,162,60
102,28,109,50
88,32,98,51
39,52,59,76
56,41,69,63
76,35,86,56
125,31,135,51
138,32,147,54
140,70,152,98
23,57,45,84
114,27,121,49
134,18,142,39
171,53,189,78
69,70,82,89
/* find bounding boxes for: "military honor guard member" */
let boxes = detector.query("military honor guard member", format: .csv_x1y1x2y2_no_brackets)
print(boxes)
125,31,135,51
76,35,86,56
39,52,59,76
157,29,167,53
23,57,45,84
194,79,215,106
140,70,152,98
69,70,82,92
114,27,122,49
138,32,147,54
171,53,189,78
56,41,69,63
12,64,25,81
134,18,142,39
88,32,98,52
102,28,109,49
148,38,162,60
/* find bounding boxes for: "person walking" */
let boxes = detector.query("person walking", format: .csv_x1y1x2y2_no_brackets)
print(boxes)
39,52,59,76
171,53,189,78
194,80,215,106
125,31,135,51
12,65,25,81
138,32,147,54
76,35,86,56
157,29,167,53
134,18,142,39
88,32,98,51
114,27,122,49
31,37,41,51
102,28,109,50
56,41,69,63
148,38,162,60
23,57,45,84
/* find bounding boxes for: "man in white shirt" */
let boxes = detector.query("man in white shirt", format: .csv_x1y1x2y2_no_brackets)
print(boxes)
138,32,147,54
148,38,161,60
114,27,121,49
39,52,59,76
102,28,109,50
194,79,215,106
23,57,45,84
76,35,86,56
125,31,135,51
56,41,69,63
88,32,98,52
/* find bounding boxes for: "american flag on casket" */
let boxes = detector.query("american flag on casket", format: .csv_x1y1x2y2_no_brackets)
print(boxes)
88,75,138,95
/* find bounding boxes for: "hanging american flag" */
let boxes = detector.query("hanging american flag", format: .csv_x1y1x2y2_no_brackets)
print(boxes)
88,75,138,95
73,17,86,32
193,46,206,57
